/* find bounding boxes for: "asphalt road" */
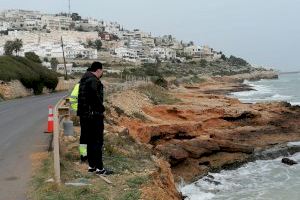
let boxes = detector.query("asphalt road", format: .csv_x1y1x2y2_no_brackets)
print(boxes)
0,92,67,200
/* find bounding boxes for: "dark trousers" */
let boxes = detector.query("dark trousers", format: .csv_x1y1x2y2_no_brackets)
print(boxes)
87,142,103,169
80,115,104,169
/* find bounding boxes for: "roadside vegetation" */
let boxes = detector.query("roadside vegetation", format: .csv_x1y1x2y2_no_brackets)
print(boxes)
137,84,180,105
28,55,272,199
29,126,155,200
110,57,266,87
0,56,59,94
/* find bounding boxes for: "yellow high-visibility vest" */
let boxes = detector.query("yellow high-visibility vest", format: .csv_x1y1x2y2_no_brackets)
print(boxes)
69,83,79,111
79,144,87,157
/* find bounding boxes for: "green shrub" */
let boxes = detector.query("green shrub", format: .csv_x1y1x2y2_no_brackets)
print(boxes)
137,85,180,105
151,76,168,88
25,52,42,63
132,112,147,122
126,176,149,188
0,56,59,94
113,106,126,116
228,55,249,66
117,189,141,200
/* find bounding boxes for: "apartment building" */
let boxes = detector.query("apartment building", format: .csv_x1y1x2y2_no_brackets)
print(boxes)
150,47,176,60
0,21,10,31
18,42,97,59
114,47,138,61
41,15,72,30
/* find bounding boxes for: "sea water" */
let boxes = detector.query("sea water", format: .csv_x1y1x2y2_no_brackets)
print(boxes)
180,73,300,200
231,73,300,105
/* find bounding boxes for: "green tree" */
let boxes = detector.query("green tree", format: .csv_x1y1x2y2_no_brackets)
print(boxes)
221,54,227,61
71,13,82,21
13,39,23,55
188,41,194,46
50,58,59,71
94,39,102,50
25,52,41,63
153,76,168,88
4,40,14,55
228,55,248,66
87,39,93,47
200,59,208,67
4,39,23,56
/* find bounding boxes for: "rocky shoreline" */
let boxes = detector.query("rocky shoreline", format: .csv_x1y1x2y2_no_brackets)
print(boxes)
105,71,300,199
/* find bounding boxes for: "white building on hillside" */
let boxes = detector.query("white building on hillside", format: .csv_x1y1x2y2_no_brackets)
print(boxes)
104,21,120,35
57,63,73,75
184,45,203,57
0,21,10,31
19,42,97,59
72,67,89,74
114,47,138,62
64,44,97,59
41,15,72,30
150,47,176,60
142,37,155,48
128,39,143,49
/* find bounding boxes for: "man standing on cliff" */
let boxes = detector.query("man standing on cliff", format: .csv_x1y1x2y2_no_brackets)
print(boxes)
77,61,113,175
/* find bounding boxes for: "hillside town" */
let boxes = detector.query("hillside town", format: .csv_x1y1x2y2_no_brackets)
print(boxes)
0,9,224,74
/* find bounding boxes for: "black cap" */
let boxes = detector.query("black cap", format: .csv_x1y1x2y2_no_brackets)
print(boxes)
90,62,103,72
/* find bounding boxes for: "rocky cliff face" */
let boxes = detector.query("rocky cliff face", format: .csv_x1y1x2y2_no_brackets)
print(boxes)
106,76,300,199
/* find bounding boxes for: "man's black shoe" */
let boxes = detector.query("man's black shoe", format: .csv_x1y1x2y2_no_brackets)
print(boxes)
81,155,88,162
96,168,113,176
88,167,96,173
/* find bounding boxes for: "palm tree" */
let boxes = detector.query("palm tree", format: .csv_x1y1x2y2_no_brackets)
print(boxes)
3,39,23,56
14,39,23,56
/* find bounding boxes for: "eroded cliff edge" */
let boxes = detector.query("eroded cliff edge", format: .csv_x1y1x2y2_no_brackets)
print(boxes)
105,72,300,199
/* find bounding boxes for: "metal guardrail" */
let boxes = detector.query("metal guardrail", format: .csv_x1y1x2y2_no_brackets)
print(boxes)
53,95,69,184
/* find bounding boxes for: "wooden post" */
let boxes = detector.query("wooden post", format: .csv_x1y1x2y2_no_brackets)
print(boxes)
61,36,68,80
53,109,61,184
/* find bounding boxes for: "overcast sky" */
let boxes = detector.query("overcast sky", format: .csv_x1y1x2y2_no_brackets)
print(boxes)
1,0,300,71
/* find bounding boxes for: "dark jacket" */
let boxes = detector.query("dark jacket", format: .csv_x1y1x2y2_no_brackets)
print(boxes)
77,71,105,117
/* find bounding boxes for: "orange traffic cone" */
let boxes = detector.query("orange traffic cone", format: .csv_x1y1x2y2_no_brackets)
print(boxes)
45,105,54,133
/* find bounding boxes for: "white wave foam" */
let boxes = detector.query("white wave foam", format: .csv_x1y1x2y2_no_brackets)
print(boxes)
291,102,300,106
287,141,300,147
181,156,300,200
180,185,215,200
269,94,292,101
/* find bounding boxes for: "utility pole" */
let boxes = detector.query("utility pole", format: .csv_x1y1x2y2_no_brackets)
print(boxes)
68,0,71,17
61,36,68,80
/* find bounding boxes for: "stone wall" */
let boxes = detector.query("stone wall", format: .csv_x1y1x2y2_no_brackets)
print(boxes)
0,77,79,100
0,80,33,100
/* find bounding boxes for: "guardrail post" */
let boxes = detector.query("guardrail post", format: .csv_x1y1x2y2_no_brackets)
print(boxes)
53,98,65,184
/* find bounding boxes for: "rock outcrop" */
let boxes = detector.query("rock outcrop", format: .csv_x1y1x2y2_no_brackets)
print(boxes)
282,158,298,165
107,77,300,200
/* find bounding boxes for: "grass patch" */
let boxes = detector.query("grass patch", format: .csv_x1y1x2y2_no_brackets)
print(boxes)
131,112,148,122
30,126,155,200
117,189,141,200
126,176,149,188
113,106,126,117
137,85,180,105
103,133,154,174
